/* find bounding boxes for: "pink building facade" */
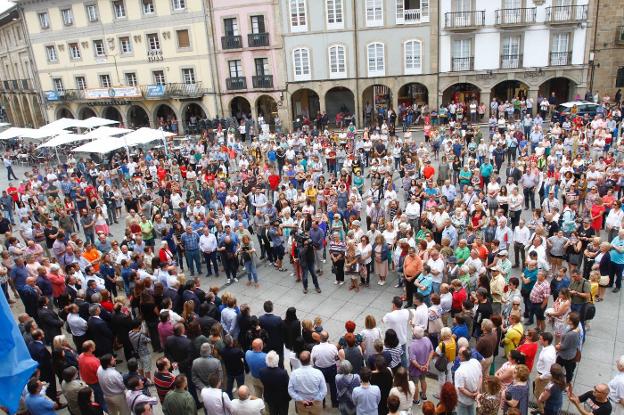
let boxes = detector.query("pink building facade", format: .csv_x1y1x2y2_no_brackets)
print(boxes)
211,0,287,128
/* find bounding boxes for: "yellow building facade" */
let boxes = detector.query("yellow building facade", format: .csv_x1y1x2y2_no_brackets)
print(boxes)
18,0,220,133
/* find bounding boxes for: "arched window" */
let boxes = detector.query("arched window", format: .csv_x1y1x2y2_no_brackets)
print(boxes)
367,42,384,77
293,48,311,81
328,45,346,78
404,40,422,74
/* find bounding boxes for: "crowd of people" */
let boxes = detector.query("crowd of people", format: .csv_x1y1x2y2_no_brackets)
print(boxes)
3,89,624,415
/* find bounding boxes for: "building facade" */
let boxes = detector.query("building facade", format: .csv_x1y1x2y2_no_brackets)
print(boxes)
279,0,438,128
211,0,288,129
0,3,45,127
439,0,590,108
18,0,219,133
586,0,624,98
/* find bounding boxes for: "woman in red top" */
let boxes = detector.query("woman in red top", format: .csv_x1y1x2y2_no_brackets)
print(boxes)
158,240,174,265
590,197,606,232
515,328,539,371
451,279,467,315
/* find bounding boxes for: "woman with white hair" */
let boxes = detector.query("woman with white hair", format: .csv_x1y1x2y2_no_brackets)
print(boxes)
609,355,624,415
335,359,361,415
408,325,433,404
435,327,457,391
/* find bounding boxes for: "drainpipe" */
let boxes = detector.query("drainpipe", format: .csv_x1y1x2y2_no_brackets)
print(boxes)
203,0,224,117
588,0,600,94
353,0,360,126
17,4,49,125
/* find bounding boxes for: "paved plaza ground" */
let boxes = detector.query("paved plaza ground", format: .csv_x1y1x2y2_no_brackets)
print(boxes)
3,127,622,414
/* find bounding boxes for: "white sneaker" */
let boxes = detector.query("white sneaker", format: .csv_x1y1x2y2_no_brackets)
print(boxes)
322,259,327,264
290,273,295,277
377,281,382,285
227,279,232,284
339,281,345,285
334,281,339,285
234,278,239,282
380,280,386,286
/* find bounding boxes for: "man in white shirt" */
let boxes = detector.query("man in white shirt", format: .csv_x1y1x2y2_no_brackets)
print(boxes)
513,219,531,268
230,385,265,415
455,348,482,415
494,218,513,251
411,293,429,330
533,332,557,413
201,373,233,414
382,296,411,368
199,227,218,277
311,332,339,408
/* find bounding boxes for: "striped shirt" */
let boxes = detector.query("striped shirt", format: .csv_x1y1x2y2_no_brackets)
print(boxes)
530,280,551,304
153,371,176,403
180,231,200,251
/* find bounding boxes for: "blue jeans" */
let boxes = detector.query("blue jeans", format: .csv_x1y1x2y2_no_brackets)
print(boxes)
244,260,258,283
457,402,476,415
185,249,202,275
302,261,320,290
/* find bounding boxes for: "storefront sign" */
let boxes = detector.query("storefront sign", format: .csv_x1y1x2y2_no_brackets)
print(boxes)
46,91,60,101
145,85,166,98
84,86,141,100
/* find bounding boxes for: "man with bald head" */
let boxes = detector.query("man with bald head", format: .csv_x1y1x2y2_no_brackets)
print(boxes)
245,339,267,398
230,385,265,414
311,331,339,408
288,351,326,415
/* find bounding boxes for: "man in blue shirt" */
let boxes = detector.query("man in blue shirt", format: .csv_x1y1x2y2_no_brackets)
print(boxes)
24,379,59,415
245,339,267,399
352,367,380,415
610,228,624,293
288,351,327,413
180,226,201,276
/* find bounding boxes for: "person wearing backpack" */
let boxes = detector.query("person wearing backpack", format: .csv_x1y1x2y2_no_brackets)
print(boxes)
435,327,457,393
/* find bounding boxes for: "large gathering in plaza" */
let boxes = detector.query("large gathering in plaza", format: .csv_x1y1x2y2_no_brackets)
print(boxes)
1,85,623,415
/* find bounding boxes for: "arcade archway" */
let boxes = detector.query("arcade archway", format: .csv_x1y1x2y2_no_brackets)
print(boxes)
127,105,150,128
539,77,577,103
56,106,74,120
442,83,481,105
291,89,320,122
362,84,392,127
155,104,178,132
490,80,529,103
102,106,123,122
78,107,97,120
255,95,278,130
398,83,429,107
324,87,355,127
230,97,251,121
183,103,207,134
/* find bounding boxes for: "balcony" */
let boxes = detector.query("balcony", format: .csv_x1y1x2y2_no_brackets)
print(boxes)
444,11,485,30
495,8,536,27
226,77,247,90
550,51,572,66
221,35,242,50
252,75,273,89
617,26,624,45
2,79,34,92
545,5,587,24
248,32,269,47
500,54,523,69
451,57,474,71
141,82,204,99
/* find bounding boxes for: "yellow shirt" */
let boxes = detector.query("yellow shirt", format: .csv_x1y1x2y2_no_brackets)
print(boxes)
503,322,524,357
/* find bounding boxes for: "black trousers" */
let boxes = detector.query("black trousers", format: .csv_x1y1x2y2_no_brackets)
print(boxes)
316,365,338,407
266,400,290,415
556,355,577,384
405,277,417,307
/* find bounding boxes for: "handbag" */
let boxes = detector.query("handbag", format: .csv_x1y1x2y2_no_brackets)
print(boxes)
599,275,610,287
434,342,448,372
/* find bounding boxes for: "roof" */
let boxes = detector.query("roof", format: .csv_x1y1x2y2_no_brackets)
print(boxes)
0,1,15,17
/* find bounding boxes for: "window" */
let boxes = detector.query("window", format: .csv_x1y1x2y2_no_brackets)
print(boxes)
182,68,195,84
290,0,307,32
142,0,155,14
293,47,311,80
93,40,106,57
75,76,87,90
61,8,73,26
176,30,190,48
119,37,132,54
229,60,243,78
45,45,57,62
68,43,81,60
397,0,430,24
113,1,126,18
223,18,239,36
452,38,472,70
172,0,185,10
125,72,137,86
147,33,160,51
328,44,346,78
404,39,422,74
38,12,50,29
366,0,383,27
367,42,384,76
616,67,624,88
255,58,269,76
85,4,98,22
501,35,521,68
53,78,64,92
551,32,570,65
153,70,166,85
250,15,266,34
99,74,111,88
327,0,343,29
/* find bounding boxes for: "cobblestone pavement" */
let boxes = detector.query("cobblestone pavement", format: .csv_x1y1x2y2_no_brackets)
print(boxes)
3,126,621,414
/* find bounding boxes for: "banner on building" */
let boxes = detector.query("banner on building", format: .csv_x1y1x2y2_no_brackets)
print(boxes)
84,87,141,100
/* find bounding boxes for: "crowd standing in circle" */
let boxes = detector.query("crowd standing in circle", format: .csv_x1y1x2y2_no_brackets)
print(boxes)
2,91,624,415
